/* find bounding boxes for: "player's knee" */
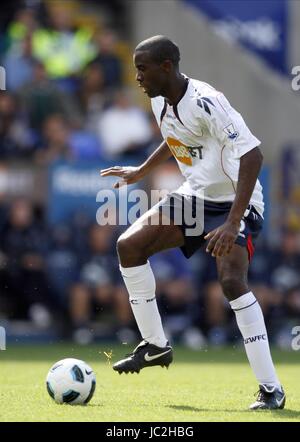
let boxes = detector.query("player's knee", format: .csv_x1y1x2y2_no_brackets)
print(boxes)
219,275,248,301
116,235,132,260
116,234,145,265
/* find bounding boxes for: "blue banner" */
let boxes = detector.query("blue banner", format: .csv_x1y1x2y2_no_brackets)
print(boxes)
184,0,287,73
48,159,144,225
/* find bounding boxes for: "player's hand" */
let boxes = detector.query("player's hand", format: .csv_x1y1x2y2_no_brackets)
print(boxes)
204,221,240,258
100,166,145,189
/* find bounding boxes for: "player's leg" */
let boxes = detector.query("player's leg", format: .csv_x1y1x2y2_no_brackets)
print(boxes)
117,208,184,267
216,245,285,409
113,207,184,373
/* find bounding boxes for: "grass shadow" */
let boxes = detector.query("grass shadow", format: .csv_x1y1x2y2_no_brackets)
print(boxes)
167,405,300,418
167,405,204,413
269,409,300,419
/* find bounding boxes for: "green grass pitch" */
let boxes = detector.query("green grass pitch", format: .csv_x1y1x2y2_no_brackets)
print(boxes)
0,344,299,422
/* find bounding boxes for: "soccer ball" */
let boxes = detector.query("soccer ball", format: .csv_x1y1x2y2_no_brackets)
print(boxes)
46,358,96,405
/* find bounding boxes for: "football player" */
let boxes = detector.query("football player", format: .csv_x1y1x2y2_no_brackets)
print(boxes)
101,35,285,410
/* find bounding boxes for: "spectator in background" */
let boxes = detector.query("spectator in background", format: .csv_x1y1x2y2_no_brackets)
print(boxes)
2,32,36,92
266,228,300,346
91,29,123,90
0,91,35,158
97,88,152,159
31,2,96,89
19,61,82,132
283,285,300,320
269,228,300,293
36,114,101,164
36,114,72,164
0,199,8,231
77,62,109,133
46,224,78,310
0,198,52,322
68,224,134,344
4,7,38,54
274,283,300,349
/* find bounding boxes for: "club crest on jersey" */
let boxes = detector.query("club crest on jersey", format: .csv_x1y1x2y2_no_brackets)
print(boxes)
167,137,193,166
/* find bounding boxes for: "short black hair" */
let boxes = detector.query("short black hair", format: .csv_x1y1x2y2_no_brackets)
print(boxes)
135,35,180,67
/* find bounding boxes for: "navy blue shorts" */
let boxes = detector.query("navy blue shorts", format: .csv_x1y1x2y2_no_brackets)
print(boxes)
157,192,263,259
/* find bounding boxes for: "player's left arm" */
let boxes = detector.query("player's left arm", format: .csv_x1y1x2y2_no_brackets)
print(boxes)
205,146,263,257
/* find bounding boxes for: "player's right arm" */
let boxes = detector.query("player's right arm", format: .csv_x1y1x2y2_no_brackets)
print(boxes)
100,140,171,188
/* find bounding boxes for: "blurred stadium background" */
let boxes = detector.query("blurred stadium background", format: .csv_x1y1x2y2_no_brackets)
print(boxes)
0,0,299,350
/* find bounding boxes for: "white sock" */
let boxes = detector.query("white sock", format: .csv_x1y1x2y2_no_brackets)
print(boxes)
119,261,168,348
230,291,281,388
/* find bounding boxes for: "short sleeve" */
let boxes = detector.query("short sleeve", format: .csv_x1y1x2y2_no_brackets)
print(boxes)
195,92,261,159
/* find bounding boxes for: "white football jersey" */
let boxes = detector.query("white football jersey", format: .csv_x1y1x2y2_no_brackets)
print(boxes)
151,77,264,216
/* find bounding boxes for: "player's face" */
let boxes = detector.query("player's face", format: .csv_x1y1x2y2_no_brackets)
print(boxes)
133,50,168,98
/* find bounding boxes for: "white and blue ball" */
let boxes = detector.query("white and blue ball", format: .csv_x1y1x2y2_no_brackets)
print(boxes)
46,358,96,405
